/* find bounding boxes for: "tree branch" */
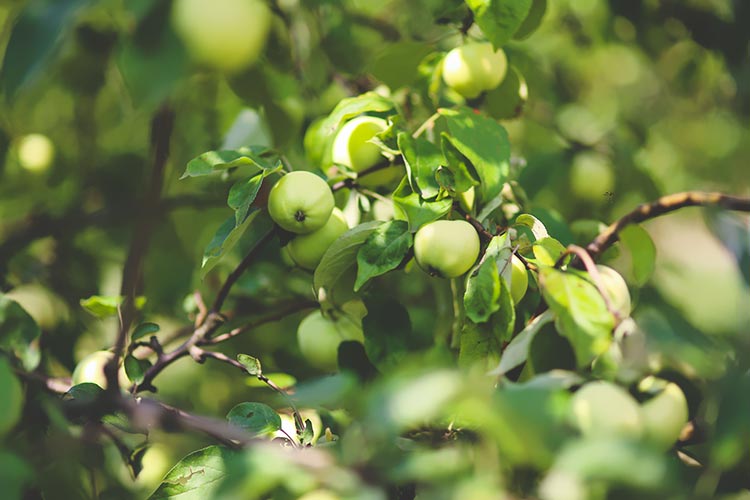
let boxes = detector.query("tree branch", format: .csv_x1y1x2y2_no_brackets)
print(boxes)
586,191,750,259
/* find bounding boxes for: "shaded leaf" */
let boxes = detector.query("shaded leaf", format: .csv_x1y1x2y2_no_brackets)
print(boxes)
124,355,151,384
0,295,41,370
490,310,554,376
355,220,412,291
236,354,262,377
465,0,533,48
180,147,279,179
398,132,443,199
149,445,241,500
132,322,160,342
226,402,281,437
228,174,263,227
392,177,453,231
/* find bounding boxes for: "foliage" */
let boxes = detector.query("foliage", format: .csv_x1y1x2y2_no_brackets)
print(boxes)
1,1,749,499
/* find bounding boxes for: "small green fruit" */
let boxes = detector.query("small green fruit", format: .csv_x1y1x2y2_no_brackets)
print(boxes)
72,351,130,390
332,116,399,187
0,357,24,436
287,208,349,270
171,0,271,73
267,171,334,234
297,306,365,371
570,380,643,438
442,43,508,99
595,265,631,318
505,255,529,304
414,220,480,279
17,133,54,172
569,152,614,202
639,378,688,450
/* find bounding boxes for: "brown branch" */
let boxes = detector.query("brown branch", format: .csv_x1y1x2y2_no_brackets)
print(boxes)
586,191,750,259
106,105,175,393
210,227,276,314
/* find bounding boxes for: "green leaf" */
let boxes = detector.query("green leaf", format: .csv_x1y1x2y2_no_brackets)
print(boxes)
180,147,279,179
226,402,281,437
532,237,567,266
201,211,272,278
439,108,510,204
516,213,549,240
131,322,160,342
313,221,383,296
490,310,554,376
464,257,500,324
0,295,41,370
363,298,427,371
538,267,614,366
124,355,151,384
299,419,315,446
440,134,481,193
485,66,528,120
397,132,443,200
617,224,656,286
149,445,241,500
513,0,548,40
368,41,433,90
227,174,263,227
465,0,533,48
79,295,147,318
0,451,32,500
458,321,502,369
320,92,395,138
0,0,89,98
64,382,104,403
355,220,412,291
236,354,262,377
392,177,453,231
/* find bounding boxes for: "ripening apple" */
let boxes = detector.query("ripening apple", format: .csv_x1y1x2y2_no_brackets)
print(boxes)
0,357,23,436
569,152,615,202
442,42,508,99
638,377,689,450
413,220,480,279
17,133,54,172
504,255,529,304
332,116,400,187
72,350,131,390
267,171,335,234
287,208,349,270
570,380,643,438
171,0,271,73
297,305,365,371
595,265,631,319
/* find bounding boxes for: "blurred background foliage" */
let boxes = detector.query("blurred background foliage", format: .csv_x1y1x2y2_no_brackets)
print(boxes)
0,0,749,498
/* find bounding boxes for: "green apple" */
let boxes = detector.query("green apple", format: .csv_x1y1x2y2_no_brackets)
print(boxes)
442,42,508,99
0,357,23,436
414,220,480,279
570,380,643,438
298,491,341,500
297,305,365,371
267,171,335,234
72,350,131,390
504,255,529,304
332,115,400,187
595,265,631,318
171,0,271,73
5,284,69,330
639,377,688,450
569,152,614,202
17,133,54,172
287,208,349,270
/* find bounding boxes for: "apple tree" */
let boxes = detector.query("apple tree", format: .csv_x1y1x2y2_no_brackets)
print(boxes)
1,0,750,499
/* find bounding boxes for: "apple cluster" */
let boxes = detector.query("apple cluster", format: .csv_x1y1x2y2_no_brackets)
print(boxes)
570,379,689,450
268,171,348,271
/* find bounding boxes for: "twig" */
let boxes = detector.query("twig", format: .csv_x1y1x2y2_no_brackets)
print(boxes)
210,227,275,314
412,112,441,139
586,191,750,259
453,202,494,242
106,105,175,393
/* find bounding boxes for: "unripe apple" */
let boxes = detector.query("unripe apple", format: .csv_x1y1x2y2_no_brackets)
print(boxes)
17,133,54,172
297,307,365,371
267,171,335,234
595,265,631,318
639,377,688,450
504,255,528,304
414,220,480,279
72,350,131,390
171,0,271,73
287,208,349,270
569,152,614,202
442,42,508,99
0,357,24,436
570,380,643,438
332,116,400,187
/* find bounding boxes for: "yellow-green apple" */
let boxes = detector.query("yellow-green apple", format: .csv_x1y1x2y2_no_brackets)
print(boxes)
268,171,334,234
414,220,480,278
